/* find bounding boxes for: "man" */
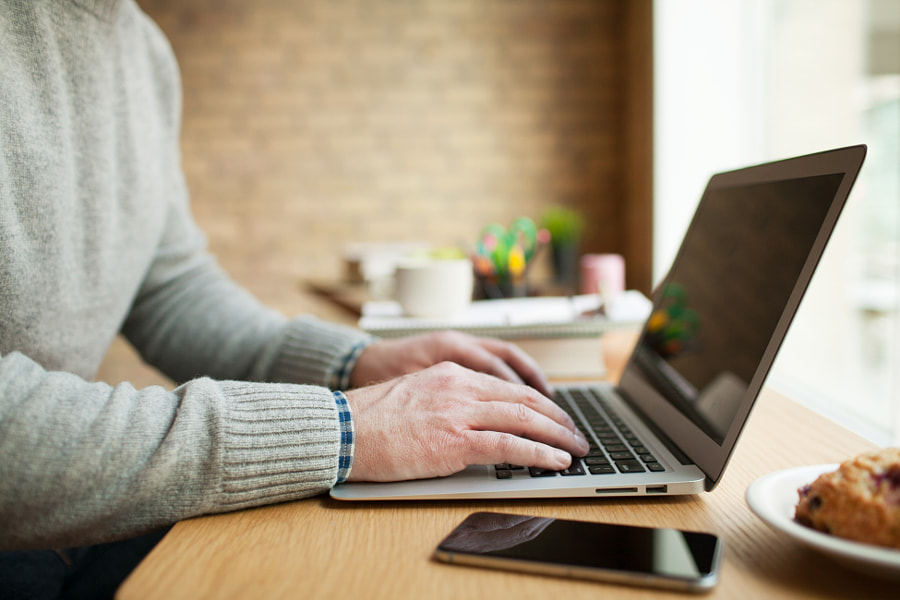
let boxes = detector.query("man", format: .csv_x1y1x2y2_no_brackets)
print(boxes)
0,1,587,597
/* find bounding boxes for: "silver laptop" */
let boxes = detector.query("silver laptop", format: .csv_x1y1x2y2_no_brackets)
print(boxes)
331,145,867,501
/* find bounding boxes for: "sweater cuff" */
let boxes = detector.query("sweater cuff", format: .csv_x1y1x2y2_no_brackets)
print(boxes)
263,316,374,387
215,381,343,510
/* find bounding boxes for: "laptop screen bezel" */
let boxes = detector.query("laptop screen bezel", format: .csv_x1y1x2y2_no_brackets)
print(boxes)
618,145,867,491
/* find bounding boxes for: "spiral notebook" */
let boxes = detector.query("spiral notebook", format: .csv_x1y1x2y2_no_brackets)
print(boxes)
358,292,651,378
358,291,651,340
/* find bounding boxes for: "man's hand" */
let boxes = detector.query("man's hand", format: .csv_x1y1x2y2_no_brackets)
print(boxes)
345,362,589,482
349,331,552,397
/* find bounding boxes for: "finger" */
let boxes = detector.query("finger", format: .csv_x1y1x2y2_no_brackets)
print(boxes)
445,340,528,387
474,337,553,397
463,430,574,471
469,400,589,457
456,366,578,434
426,331,537,390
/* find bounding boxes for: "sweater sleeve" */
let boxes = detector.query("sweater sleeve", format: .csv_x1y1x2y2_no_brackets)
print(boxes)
122,241,372,389
120,123,372,389
0,0,373,552
0,350,346,550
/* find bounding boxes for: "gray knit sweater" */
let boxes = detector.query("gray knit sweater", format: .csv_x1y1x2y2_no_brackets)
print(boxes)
0,0,370,550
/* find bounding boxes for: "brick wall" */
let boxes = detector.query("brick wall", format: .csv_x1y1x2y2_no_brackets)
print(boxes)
137,0,636,311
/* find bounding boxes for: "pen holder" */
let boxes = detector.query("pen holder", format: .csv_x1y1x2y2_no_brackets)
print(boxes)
471,217,549,300
474,275,529,300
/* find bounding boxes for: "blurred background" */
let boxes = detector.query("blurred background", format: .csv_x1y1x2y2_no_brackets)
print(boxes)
655,0,899,445
100,0,899,445
140,0,653,309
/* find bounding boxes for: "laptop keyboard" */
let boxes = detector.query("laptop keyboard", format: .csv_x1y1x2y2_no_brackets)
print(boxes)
494,386,666,479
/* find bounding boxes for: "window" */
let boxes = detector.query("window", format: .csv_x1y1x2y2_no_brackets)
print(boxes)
655,0,900,444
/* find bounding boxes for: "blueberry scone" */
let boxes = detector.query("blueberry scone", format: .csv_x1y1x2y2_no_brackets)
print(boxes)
795,448,900,549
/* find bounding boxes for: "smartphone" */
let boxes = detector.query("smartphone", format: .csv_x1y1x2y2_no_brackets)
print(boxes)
434,512,723,593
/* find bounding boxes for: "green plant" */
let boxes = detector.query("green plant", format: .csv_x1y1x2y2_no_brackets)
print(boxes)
540,206,584,245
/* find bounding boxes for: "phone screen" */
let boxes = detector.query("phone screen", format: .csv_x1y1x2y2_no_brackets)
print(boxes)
434,512,722,592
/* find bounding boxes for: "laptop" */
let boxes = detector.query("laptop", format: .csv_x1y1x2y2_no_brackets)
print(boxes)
331,144,867,501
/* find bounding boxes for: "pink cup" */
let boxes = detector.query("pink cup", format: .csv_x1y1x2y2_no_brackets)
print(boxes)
580,254,625,297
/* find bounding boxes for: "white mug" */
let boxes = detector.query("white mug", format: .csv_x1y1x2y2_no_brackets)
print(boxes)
394,258,474,318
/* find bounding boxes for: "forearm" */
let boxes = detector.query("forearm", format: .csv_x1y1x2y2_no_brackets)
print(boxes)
0,351,344,550
123,246,373,388
122,252,281,383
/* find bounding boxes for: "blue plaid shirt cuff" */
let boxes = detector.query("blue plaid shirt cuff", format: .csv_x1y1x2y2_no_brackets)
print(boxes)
333,391,354,484
329,340,370,391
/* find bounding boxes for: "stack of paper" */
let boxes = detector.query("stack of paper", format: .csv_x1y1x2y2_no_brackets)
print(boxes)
358,291,651,379
358,291,651,340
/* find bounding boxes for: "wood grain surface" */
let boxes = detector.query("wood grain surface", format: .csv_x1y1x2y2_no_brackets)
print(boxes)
118,333,896,599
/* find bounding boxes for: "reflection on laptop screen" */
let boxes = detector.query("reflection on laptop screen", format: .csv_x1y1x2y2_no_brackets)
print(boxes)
634,173,844,444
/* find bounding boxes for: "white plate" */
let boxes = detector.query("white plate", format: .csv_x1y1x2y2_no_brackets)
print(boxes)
746,464,900,581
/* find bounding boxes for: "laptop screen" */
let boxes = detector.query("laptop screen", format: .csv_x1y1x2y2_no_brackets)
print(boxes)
632,173,843,444
619,145,866,490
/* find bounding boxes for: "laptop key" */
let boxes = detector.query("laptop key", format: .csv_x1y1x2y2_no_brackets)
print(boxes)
529,467,558,477
561,462,586,476
496,469,512,479
605,444,629,453
609,451,635,461
588,464,616,475
558,386,663,479
615,460,646,474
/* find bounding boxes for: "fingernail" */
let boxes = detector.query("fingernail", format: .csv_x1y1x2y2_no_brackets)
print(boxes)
575,430,589,449
554,449,572,467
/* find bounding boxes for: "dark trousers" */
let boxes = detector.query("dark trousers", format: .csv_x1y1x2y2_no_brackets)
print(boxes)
0,527,170,600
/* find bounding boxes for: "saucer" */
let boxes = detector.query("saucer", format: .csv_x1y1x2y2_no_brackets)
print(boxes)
746,464,900,581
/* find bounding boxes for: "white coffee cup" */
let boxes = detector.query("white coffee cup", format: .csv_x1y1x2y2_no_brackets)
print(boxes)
394,258,474,318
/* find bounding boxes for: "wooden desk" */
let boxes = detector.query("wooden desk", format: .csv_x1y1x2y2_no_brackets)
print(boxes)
117,336,895,599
